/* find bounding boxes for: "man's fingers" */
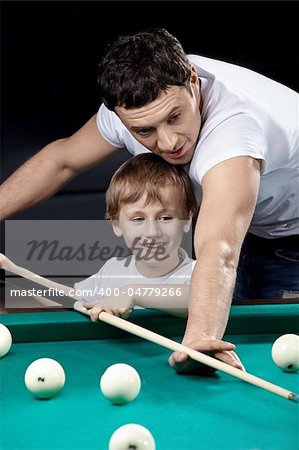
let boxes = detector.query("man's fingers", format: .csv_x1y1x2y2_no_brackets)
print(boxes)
168,352,196,374
214,351,246,371
168,352,216,375
169,351,189,365
169,340,235,365
168,340,244,374
181,340,236,353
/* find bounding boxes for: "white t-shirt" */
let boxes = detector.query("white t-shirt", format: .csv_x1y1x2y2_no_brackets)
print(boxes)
74,248,194,302
97,55,299,238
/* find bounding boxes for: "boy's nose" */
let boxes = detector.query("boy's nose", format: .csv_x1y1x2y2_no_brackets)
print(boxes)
144,219,163,237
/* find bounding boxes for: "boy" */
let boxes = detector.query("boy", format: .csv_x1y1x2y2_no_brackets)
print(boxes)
74,153,197,320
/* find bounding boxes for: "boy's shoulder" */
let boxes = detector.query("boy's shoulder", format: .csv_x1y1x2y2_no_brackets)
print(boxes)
165,249,195,279
100,254,135,272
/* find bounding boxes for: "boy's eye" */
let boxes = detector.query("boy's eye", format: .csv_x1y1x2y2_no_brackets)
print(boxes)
159,216,173,221
131,217,144,223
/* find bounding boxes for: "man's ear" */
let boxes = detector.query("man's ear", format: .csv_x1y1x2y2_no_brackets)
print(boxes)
190,65,199,86
183,216,192,233
111,220,123,237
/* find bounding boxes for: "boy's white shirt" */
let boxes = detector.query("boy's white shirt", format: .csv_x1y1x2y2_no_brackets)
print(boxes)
74,248,194,302
97,55,299,239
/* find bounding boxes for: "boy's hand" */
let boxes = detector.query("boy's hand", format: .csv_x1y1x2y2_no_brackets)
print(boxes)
88,305,133,321
82,290,135,322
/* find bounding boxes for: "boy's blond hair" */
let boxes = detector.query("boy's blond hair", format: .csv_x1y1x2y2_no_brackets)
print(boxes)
105,153,198,220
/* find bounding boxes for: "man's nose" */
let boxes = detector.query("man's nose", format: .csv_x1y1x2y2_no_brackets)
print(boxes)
157,128,177,152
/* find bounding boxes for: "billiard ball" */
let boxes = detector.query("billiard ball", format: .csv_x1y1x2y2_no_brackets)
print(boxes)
24,358,65,399
109,423,156,450
271,334,299,372
0,324,12,358
100,363,141,405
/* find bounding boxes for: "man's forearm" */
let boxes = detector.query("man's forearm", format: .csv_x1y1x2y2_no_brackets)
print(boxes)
185,249,237,340
0,139,74,220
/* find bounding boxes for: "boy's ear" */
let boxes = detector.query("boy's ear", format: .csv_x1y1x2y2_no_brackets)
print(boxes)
183,216,192,233
111,220,123,237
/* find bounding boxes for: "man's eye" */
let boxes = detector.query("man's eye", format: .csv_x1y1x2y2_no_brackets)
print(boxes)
137,129,151,136
169,113,181,122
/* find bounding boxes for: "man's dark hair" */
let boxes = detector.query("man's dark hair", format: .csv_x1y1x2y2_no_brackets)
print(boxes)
98,28,191,111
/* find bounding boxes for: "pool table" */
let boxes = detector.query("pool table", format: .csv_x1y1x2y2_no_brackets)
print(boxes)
0,304,299,450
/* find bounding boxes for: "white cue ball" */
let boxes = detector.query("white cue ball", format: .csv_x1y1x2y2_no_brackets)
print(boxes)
0,323,12,358
100,363,141,405
109,423,156,450
24,358,65,398
271,334,299,372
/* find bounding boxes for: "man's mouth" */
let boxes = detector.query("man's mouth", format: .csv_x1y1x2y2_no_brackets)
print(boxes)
164,144,185,159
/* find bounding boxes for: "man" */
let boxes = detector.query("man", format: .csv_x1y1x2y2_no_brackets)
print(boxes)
0,29,298,373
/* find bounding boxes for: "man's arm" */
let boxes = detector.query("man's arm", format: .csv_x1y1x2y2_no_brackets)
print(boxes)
0,115,120,220
170,156,261,371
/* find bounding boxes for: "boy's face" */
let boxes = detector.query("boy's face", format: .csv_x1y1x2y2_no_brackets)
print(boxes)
115,70,202,166
112,187,191,274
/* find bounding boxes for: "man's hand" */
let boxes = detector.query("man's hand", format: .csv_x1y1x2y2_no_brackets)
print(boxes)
168,337,245,374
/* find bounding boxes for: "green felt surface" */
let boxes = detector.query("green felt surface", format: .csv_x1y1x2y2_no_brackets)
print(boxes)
0,306,299,450
1,304,299,342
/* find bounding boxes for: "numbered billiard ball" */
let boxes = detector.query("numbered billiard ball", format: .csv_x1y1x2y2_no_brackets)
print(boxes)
24,358,65,398
0,324,12,358
109,423,156,450
100,363,141,405
271,334,299,372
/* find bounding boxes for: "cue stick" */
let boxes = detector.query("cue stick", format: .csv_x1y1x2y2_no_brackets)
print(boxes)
0,253,78,299
1,253,298,402
74,301,299,403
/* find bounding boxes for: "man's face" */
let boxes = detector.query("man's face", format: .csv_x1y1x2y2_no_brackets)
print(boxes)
115,81,202,165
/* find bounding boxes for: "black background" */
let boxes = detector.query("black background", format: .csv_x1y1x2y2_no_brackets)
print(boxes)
2,1,298,129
